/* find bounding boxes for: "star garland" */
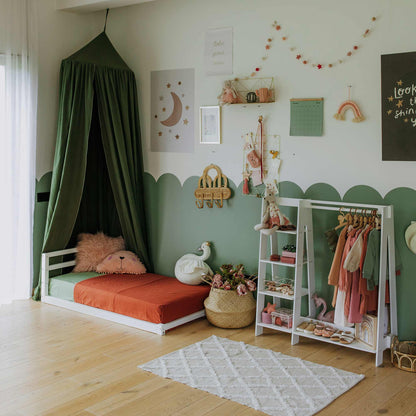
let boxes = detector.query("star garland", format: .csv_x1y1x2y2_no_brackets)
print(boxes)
251,16,378,75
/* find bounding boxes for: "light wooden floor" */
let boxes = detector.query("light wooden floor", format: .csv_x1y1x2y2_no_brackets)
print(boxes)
1,300,415,416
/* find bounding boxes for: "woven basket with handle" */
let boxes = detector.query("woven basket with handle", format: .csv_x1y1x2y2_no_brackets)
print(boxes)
204,288,256,328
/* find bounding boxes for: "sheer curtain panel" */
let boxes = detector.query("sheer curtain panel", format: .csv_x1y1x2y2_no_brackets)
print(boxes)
0,0,38,305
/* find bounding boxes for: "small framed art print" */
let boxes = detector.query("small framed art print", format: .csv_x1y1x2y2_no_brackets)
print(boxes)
200,106,221,144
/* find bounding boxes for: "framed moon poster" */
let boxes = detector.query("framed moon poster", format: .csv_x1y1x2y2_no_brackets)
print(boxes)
381,51,416,161
151,68,194,153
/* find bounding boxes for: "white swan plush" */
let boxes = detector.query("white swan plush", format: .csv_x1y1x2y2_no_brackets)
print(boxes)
174,242,213,285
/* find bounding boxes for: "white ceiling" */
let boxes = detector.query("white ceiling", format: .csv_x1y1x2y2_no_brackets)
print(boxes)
56,0,155,13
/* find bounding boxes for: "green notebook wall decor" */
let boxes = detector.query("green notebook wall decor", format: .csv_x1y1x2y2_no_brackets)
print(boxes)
290,98,324,136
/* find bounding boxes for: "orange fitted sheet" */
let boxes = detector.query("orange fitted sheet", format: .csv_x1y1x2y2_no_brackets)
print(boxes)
73,273,211,324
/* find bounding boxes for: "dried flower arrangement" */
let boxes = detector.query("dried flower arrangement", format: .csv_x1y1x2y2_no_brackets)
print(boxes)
202,264,257,296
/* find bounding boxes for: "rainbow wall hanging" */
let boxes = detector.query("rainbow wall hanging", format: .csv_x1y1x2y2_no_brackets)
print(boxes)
334,99,365,123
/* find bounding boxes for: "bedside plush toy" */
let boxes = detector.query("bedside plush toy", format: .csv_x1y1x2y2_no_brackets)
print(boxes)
254,185,293,235
96,250,146,274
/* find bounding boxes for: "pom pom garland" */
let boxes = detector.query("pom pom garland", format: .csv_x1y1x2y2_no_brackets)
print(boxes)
250,15,378,76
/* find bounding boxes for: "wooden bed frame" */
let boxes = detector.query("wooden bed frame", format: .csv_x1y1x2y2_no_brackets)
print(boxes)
41,248,206,335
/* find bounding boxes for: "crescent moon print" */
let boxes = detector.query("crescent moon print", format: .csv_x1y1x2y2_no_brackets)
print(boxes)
160,92,183,127
151,68,194,153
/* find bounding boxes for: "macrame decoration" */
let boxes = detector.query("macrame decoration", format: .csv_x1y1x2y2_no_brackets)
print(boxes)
250,16,378,76
334,86,365,122
242,116,280,197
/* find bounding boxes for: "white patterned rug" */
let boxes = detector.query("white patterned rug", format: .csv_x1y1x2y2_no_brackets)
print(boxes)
138,335,364,416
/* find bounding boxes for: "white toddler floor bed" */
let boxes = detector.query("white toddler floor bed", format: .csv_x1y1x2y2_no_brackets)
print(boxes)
41,248,207,335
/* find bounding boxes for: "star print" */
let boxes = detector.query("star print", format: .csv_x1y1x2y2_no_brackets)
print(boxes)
397,80,403,86
162,107,166,112
166,83,171,88
296,54,301,60
387,96,394,102
175,134,180,140
183,119,189,125
159,96,164,101
396,100,403,108
387,110,393,115
317,64,323,69
158,132,162,136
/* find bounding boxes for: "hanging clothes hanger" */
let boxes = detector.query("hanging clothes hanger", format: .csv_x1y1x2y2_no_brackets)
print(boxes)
334,207,348,230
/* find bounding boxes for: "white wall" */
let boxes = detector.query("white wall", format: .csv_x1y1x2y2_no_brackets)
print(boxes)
36,0,103,179
103,0,416,197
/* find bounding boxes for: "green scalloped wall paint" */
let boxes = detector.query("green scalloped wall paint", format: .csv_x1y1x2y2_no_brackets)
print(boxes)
33,171,416,339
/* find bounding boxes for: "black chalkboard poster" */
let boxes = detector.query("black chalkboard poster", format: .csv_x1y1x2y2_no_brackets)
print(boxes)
381,51,416,161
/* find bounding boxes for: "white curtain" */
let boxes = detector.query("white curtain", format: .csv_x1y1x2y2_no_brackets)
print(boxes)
0,0,38,305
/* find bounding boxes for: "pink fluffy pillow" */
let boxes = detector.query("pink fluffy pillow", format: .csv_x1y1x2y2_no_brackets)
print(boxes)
73,232,125,272
96,250,146,275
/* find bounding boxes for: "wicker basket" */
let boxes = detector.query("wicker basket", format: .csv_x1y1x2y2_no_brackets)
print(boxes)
204,288,256,328
391,336,416,372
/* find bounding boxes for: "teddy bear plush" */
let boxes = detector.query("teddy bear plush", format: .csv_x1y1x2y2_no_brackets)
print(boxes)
254,185,293,235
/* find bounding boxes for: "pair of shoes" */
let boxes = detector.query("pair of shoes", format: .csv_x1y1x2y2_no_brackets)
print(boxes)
322,326,335,338
340,331,354,344
330,330,342,342
304,323,317,334
314,324,325,336
296,321,312,332
330,330,354,343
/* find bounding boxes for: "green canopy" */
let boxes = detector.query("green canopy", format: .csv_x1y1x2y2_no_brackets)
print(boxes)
33,32,152,299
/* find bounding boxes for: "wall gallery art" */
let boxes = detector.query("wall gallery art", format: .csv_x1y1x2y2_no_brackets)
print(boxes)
151,68,194,153
204,27,233,76
381,51,416,161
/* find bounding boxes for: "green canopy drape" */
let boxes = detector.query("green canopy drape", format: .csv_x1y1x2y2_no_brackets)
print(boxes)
33,32,152,300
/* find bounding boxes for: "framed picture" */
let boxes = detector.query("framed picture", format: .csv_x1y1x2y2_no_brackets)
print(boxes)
200,106,221,144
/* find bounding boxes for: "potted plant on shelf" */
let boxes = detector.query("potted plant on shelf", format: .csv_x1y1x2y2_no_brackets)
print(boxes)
202,264,257,328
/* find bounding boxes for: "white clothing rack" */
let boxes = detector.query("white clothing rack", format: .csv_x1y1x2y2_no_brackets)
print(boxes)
254,197,397,367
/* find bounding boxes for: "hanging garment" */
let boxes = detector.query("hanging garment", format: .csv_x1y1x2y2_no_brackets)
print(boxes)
362,229,381,291
328,226,349,308
334,228,357,327
342,229,362,320
359,226,377,314
344,227,367,324
343,226,368,272
362,228,402,313
328,226,349,286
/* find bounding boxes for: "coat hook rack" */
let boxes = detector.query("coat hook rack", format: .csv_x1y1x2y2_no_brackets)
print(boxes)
194,164,231,209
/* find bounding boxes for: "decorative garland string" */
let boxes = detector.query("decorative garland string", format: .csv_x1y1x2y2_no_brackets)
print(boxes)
251,15,378,75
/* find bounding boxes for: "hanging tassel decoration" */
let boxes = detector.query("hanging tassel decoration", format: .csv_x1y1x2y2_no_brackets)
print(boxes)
259,116,264,181
243,177,250,194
